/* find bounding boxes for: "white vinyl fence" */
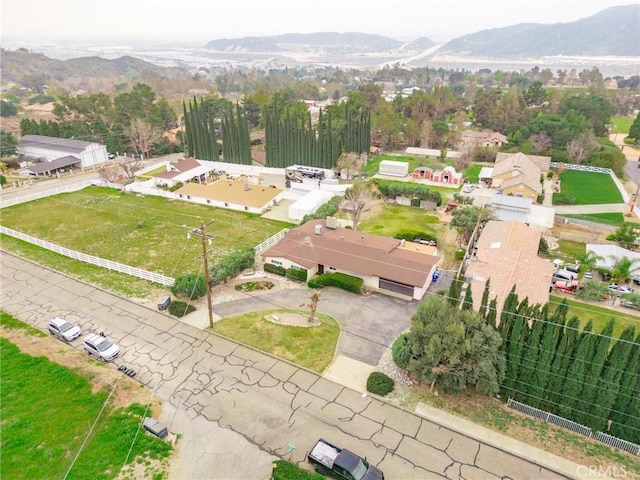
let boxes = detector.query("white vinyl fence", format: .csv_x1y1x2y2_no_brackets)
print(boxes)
0,226,175,287
550,162,630,204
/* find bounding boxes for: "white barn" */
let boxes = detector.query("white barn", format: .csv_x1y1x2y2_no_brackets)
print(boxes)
17,135,108,172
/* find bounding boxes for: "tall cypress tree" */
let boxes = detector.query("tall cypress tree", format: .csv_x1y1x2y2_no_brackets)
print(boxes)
447,274,463,308
486,298,498,327
498,285,518,338
528,306,564,409
516,315,545,404
545,316,581,413
575,319,614,426
591,326,636,433
609,332,640,443
479,279,490,319
461,284,474,310
502,299,529,399
558,320,594,419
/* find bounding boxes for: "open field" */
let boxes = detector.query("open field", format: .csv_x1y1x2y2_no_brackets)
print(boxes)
0,312,171,480
0,186,292,276
358,203,442,239
556,170,623,205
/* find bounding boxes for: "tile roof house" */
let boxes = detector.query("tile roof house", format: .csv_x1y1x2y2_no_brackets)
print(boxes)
490,152,549,200
461,131,508,148
262,218,441,300
154,157,220,186
17,134,108,171
465,220,554,319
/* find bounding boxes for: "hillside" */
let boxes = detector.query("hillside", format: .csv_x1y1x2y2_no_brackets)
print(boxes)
437,4,640,57
0,48,188,83
205,32,435,53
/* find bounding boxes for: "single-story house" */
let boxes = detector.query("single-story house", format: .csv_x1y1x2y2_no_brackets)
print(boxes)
154,157,220,187
17,134,108,171
490,152,545,200
461,131,508,148
586,244,640,270
262,218,441,300
465,220,554,318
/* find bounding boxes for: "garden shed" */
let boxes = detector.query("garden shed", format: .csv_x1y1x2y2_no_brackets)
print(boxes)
378,160,409,177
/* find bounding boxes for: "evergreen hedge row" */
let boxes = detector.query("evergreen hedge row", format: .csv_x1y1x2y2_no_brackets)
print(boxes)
286,268,308,282
264,263,286,276
309,272,363,294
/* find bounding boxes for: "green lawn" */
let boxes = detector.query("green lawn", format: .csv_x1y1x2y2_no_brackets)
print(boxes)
564,212,627,226
362,154,452,177
610,116,634,135
212,310,339,373
358,204,442,239
0,186,292,276
556,170,623,205
0,319,171,479
549,295,638,339
463,164,483,184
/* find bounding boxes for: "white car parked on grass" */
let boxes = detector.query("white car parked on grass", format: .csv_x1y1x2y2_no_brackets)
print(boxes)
83,333,120,362
48,316,81,342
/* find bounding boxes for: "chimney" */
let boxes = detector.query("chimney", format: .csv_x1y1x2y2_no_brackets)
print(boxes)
314,224,324,235
361,236,364,243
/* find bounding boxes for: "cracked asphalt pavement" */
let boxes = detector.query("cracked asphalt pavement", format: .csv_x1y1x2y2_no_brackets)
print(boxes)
0,253,569,480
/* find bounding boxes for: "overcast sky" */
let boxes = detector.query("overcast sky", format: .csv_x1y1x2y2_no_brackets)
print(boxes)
1,0,634,45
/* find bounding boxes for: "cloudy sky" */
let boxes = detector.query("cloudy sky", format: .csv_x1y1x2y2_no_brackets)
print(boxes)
1,0,633,45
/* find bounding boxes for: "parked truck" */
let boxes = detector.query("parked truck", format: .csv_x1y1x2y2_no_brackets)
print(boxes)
306,439,384,480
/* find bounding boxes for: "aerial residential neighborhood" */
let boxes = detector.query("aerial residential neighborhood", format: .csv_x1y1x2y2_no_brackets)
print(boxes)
1,3,640,479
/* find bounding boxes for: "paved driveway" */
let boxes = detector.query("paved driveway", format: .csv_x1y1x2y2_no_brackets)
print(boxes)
0,254,573,480
216,288,419,365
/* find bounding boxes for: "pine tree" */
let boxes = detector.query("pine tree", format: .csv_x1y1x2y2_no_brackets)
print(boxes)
591,326,636,432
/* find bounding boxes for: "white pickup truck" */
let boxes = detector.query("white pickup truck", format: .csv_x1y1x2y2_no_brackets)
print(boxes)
306,439,384,480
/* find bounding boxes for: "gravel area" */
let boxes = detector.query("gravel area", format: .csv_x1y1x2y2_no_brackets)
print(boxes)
375,345,415,407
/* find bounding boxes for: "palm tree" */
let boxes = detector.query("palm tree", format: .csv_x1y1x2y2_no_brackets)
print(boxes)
575,250,603,278
608,256,640,304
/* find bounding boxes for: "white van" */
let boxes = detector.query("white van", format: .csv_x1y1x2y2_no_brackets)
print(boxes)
553,269,578,282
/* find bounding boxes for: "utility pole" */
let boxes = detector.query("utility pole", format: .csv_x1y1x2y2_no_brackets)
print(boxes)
190,220,215,328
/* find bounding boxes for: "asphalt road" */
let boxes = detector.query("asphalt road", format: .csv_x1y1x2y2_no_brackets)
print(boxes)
0,253,571,480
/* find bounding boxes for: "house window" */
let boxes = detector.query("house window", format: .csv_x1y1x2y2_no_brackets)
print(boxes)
271,260,283,266
290,265,302,270
206,199,211,204
225,202,229,207
187,195,191,199
178,194,183,198
244,206,248,211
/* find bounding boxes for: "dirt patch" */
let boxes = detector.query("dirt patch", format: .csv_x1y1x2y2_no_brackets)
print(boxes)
264,312,320,327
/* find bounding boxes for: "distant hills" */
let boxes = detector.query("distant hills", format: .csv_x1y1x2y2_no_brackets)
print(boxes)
438,5,640,57
204,5,640,58
0,48,186,83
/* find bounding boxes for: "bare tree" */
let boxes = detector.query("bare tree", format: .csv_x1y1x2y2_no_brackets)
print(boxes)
300,291,321,323
119,156,143,179
566,132,597,165
99,165,121,182
340,182,377,230
127,118,162,158
335,152,362,180
530,133,552,153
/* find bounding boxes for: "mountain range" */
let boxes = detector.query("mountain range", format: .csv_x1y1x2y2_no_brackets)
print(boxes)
205,5,639,58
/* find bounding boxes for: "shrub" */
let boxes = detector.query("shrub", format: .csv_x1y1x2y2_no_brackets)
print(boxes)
168,301,195,317
311,272,363,294
393,230,437,243
455,249,466,261
171,273,206,299
307,279,324,289
264,263,286,276
538,237,549,254
210,248,255,284
272,460,323,480
391,333,412,369
169,182,183,192
286,267,308,282
366,372,394,396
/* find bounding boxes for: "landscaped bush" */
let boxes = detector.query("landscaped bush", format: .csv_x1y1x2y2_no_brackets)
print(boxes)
169,181,183,192
171,273,207,298
168,301,196,317
553,193,576,205
455,249,466,261
366,372,395,396
391,333,412,369
272,460,323,480
375,180,442,206
210,247,255,284
311,272,363,294
393,230,437,243
264,263,286,276
286,267,308,282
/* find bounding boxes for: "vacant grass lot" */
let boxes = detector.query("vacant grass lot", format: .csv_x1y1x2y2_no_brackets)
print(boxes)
0,333,171,479
212,310,339,373
556,170,623,205
0,186,292,276
358,204,442,238
549,295,638,338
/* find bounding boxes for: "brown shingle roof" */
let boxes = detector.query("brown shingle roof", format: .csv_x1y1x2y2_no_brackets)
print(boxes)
262,220,440,287
492,152,543,195
495,152,551,171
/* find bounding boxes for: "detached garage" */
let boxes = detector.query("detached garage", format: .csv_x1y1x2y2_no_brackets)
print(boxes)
17,135,109,171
